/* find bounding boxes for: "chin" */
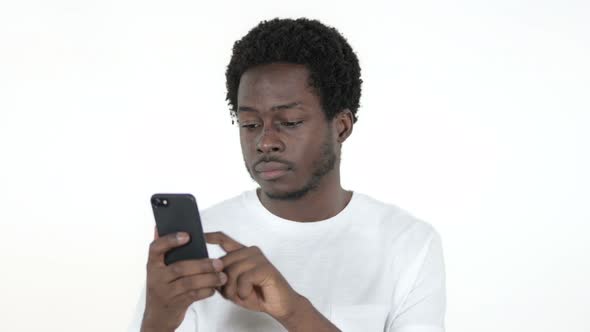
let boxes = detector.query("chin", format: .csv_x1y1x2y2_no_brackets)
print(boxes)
258,181,292,196
258,180,316,201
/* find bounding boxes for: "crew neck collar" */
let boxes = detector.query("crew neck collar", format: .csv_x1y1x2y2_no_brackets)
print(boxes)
242,188,360,231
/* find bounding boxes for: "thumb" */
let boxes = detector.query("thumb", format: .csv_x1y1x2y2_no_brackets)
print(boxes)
153,226,159,240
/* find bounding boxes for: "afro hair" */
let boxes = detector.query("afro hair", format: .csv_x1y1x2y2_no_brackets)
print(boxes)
225,18,362,123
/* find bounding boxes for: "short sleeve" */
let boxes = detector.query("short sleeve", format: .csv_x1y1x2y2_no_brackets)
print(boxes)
127,283,198,332
387,227,446,332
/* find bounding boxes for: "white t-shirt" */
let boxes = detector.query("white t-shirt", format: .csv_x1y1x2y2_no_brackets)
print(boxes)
129,190,446,332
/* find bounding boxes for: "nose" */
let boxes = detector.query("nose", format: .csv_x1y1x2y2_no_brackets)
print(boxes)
256,125,285,154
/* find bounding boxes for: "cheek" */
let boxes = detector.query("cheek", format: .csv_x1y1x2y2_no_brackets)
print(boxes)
291,137,321,167
239,136,253,162
239,132,255,150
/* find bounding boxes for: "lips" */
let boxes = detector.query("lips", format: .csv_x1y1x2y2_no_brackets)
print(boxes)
254,161,290,173
254,161,291,181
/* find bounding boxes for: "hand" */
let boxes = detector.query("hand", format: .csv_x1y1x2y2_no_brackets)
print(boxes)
205,231,304,322
141,227,228,332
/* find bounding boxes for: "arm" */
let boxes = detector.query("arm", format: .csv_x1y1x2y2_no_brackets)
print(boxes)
129,230,225,332
277,295,341,332
205,232,342,331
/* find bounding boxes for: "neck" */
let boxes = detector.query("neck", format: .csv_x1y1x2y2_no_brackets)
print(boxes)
257,170,352,222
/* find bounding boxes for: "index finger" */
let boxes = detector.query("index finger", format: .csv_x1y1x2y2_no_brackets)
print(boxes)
205,231,245,253
147,232,189,266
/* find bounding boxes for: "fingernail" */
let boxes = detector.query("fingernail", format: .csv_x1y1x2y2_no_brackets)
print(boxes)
176,232,189,243
219,272,227,284
212,259,223,271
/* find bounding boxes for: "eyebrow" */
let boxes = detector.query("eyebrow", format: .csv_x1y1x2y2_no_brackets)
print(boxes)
238,102,303,113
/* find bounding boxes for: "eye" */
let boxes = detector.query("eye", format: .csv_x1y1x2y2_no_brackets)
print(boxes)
240,123,260,129
281,121,303,128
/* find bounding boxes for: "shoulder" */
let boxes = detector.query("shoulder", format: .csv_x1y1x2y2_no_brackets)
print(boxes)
199,191,250,228
354,192,441,248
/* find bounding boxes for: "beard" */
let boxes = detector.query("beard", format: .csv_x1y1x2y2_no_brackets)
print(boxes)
244,129,338,201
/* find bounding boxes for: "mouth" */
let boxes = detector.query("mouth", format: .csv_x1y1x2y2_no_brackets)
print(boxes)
254,161,292,181
257,169,290,181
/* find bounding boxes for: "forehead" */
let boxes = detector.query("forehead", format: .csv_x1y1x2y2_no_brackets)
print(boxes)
237,63,315,106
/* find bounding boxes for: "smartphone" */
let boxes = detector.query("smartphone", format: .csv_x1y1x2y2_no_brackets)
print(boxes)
150,193,209,265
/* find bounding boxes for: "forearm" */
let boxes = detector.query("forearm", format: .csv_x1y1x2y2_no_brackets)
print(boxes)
140,323,174,332
140,315,175,332
277,295,341,332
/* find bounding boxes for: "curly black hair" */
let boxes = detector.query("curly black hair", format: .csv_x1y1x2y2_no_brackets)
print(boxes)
225,18,362,123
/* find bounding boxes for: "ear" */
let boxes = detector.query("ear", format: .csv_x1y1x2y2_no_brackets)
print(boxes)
333,109,354,144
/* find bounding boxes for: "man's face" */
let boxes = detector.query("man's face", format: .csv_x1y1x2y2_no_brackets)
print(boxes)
237,63,337,200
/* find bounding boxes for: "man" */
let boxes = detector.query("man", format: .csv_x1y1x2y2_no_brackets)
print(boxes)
129,18,446,332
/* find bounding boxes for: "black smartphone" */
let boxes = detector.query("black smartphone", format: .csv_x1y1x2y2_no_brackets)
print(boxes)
150,193,209,265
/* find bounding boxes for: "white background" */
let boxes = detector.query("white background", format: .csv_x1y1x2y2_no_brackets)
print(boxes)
1,0,588,331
